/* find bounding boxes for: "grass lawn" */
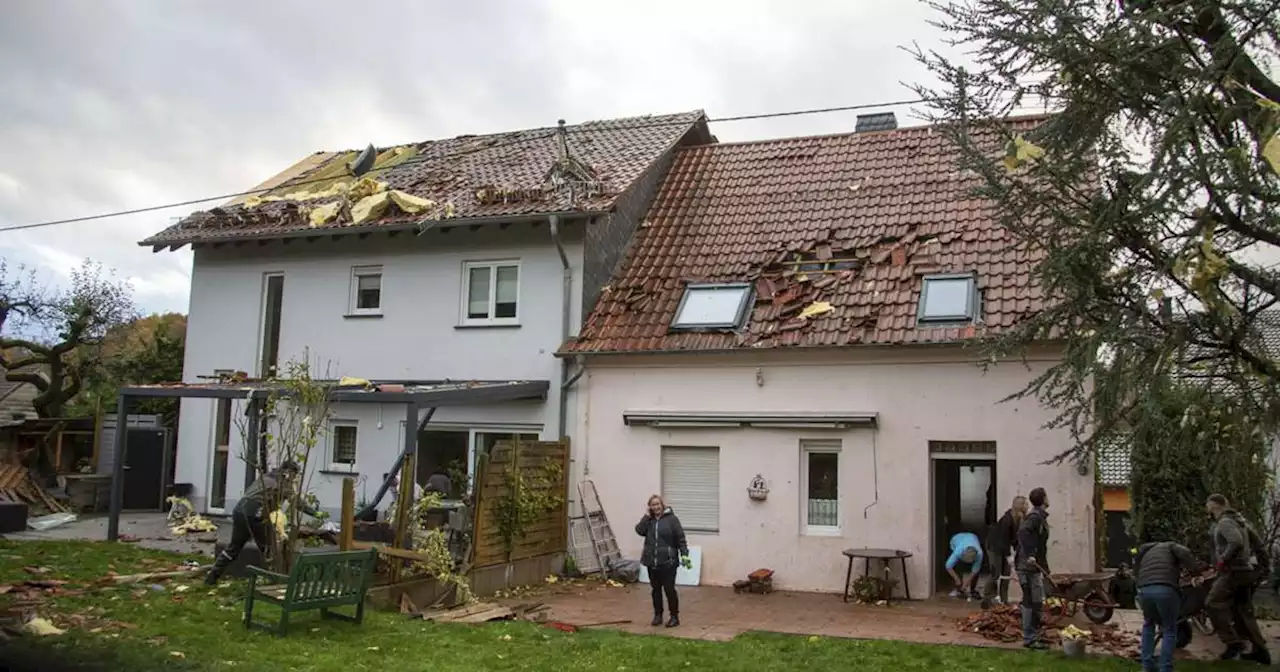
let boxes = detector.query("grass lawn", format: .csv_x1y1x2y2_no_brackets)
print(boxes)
0,540,1253,671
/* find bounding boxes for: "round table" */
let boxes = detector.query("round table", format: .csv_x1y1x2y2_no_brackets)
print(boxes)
842,548,913,602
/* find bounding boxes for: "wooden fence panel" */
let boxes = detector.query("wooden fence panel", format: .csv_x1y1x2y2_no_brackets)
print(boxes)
472,438,570,568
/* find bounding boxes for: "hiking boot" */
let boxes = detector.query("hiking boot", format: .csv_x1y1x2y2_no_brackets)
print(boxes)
1219,643,1245,661
1242,647,1271,665
650,613,663,627
203,569,222,586
666,615,680,628
1023,641,1048,650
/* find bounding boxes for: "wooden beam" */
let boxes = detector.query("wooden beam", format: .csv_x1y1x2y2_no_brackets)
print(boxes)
340,477,355,551
351,541,437,564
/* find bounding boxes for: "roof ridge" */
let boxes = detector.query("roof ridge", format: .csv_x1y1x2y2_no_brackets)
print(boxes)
675,112,1055,151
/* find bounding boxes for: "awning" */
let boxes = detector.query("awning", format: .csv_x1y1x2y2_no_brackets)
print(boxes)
623,410,878,429
118,379,550,405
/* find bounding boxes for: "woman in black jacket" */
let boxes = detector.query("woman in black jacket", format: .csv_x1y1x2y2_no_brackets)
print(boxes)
982,495,1028,607
635,494,689,627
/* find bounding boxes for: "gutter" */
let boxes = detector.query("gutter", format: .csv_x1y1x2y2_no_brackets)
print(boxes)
140,209,610,250
548,214,584,439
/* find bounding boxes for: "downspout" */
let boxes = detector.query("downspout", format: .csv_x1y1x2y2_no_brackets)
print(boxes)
549,214,577,439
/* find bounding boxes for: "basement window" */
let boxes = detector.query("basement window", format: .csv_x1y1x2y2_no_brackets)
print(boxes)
671,283,753,330
918,274,979,323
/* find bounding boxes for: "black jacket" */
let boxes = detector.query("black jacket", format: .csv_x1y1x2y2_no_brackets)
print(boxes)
1135,541,1202,589
986,510,1019,557
1015,506,1049,572
635,507,688,568
235,470,318,518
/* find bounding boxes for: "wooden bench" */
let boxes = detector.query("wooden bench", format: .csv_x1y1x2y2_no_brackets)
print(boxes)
243,548,377,636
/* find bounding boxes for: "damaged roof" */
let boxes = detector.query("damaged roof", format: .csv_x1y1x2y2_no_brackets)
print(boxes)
561,116,1050,354
140,111,709,247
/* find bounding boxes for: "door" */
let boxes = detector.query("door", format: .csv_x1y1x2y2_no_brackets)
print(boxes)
933,459,996,591
122,429,166,511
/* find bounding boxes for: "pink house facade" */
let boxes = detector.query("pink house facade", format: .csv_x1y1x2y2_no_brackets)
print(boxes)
570,348,1094,594
559,112,1095,595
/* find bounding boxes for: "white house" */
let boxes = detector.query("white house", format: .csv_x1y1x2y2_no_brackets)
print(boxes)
140,111,714,514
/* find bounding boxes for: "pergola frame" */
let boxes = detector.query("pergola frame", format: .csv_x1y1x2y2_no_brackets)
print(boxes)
106,379,549,541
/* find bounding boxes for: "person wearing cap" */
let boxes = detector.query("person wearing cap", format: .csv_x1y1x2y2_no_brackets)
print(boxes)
204,460,318,585
945,531,985,599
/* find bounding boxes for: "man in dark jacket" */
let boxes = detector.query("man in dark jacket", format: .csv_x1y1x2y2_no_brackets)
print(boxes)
982,495,1027,607
1015,487,1050,650
1205,494,1269,663
636,495,689,628
204,460,319,585
1134,541,1205,672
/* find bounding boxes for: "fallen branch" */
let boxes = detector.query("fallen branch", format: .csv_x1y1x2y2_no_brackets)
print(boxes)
102,569,202,585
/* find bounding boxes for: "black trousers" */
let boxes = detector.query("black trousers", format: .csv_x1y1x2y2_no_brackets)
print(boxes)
209,508,267,577
649,564,679,615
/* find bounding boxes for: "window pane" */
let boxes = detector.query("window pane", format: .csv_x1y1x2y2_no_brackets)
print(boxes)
467,267,491,319
356,274,381,310
806,452,839,527
495,265,518,318
922,277,973,320
334,426,357,464
673,286,749,327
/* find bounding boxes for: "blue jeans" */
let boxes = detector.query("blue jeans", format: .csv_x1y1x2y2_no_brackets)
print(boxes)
1138,584,1180,672
1017,570,1044,645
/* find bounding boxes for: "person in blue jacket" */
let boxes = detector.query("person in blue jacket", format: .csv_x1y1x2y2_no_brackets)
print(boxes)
946,531,984,599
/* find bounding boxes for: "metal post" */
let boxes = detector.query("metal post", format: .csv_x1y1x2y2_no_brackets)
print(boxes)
244,396,261,489
107,394,129,542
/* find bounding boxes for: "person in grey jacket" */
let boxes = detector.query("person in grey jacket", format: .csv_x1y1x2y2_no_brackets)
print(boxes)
1205,494,1269,663
1134,541,1205,672
205,460,319,585
635,494,689,628
1015,487,1050,650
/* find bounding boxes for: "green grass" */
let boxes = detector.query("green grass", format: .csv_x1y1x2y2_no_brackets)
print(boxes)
0,540,1251,671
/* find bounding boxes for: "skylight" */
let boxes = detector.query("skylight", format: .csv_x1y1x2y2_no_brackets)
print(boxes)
671,283,753,330
918,274,978,323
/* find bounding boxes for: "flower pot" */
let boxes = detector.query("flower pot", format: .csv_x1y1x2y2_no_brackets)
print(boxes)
1062,639,1087,658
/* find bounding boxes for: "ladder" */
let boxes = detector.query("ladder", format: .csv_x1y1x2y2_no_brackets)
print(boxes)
575,480,621,578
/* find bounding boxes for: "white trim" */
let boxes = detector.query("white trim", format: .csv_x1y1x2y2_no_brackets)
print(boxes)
348,265,383,315
257,272,285,378
327,419,359,472
801,439,842,536
460,259,521,327
420,425,543,494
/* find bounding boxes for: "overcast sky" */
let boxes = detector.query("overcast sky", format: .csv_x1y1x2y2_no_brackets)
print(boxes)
0,1,951,316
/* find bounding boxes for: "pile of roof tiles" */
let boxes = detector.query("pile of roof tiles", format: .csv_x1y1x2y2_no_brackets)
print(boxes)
957,604,1139,657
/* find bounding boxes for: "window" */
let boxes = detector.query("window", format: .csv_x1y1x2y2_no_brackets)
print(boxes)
671,283,753,330
260,273,284,376
918,274,978,323
329,422,358,469
210,399,233,510
802,440,840,534
349,266,382,315
660,446,720,533
462,261,520,325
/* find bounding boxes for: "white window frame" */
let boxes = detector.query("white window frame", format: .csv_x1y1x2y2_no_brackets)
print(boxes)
801,439,842,536
460,260,521,326
670,283,753,330
349,265,383,315
660,445,721,534
206,398,235,515
327,420,359,472
918,273,979,324
419,425,542,495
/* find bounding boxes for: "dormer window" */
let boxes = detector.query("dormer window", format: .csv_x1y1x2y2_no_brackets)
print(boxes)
671,283,753,330
918,273,979,324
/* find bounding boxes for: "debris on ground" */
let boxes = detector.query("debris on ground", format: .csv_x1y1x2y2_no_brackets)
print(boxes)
416,600,551,624
99,567,203,585
27,513,77,531
957,604,1138,656
166,498,218,536
734,568,776,594
0,579,83,604
542,619,630,633
20,616,64,636
0,465,69,515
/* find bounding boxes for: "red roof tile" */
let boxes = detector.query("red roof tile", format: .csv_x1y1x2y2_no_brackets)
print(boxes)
562,117,1049,353
141,111,707,246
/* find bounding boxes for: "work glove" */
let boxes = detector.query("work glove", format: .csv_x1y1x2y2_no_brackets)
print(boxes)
680,555,693,570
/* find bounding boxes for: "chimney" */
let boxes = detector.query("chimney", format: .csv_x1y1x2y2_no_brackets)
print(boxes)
855,112,898,133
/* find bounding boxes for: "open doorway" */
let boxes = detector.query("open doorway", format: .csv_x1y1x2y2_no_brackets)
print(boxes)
418,430,468,498
931,442,997,593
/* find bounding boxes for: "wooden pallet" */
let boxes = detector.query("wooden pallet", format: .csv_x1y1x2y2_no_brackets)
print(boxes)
0,465,67,514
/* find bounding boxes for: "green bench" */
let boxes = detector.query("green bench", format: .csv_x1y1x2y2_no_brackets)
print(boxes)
244,548,377,636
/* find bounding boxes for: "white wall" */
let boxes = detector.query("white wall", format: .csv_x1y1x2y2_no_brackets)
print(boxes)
174,221,585,512
576,347,1094,595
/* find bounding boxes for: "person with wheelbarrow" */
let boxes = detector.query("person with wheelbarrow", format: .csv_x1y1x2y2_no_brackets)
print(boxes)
204,460,319,585
1016,487,1050,650
1134,539,1205,672
1205,494,1270,664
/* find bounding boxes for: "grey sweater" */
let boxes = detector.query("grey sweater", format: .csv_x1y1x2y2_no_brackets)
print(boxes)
1135,541,1203,588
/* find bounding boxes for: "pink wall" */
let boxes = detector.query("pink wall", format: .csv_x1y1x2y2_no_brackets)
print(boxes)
575,347,1094,595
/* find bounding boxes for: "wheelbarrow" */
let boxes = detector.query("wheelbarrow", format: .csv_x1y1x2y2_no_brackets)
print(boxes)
1039,566,1120,624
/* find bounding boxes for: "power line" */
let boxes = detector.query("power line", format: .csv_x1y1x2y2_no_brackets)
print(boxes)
1,98,926,234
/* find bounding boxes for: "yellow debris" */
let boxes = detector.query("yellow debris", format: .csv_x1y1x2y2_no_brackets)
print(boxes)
350,192,392,225
338,376,372,387
269,509,287,538
798,301,834,320
1060,624,1090,641
1002,135,1046,173
1263,131,1280,175
309,202,342,227
22,617,65,636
